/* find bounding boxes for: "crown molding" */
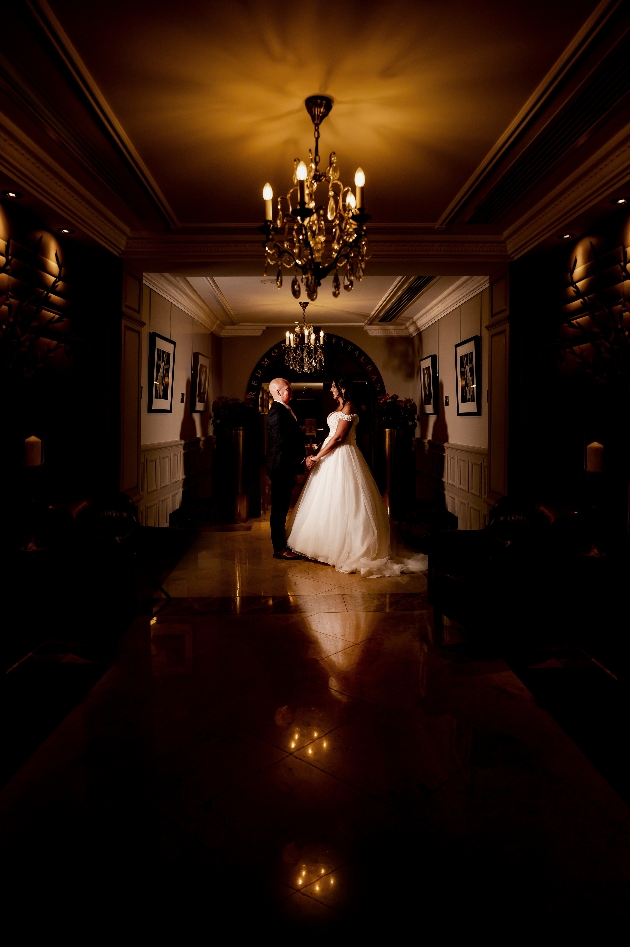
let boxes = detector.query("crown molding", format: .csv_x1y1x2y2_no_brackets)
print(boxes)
143,273,222,333
504,125,630,258
407,276,489,336
203,277,238,324
436,0,624,226
26,0,179,228
124,228,509,269
218,326,267,336
364,325,412,336
0,113,129,254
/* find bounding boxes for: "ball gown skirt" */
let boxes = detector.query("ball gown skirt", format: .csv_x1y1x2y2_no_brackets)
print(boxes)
287,413,427,577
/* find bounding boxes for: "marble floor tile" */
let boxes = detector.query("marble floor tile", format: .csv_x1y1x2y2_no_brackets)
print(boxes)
1,515,629,927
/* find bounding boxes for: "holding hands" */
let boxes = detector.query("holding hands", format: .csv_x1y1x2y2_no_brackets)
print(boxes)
306,455,318,470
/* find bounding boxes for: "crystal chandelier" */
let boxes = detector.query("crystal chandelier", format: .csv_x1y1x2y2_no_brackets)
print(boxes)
260,95,370,302
285,302,325,373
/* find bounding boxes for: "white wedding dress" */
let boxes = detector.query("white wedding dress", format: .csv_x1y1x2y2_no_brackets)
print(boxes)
288,411,427,577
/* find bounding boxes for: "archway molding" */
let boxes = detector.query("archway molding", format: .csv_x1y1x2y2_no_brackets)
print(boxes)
245,333,386,401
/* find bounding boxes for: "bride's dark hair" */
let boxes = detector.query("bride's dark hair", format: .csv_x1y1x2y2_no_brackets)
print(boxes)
332,376,357,405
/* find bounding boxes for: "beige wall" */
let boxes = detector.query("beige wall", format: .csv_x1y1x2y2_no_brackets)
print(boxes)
141,288,216,445
220,326,419,403
417,287,489,449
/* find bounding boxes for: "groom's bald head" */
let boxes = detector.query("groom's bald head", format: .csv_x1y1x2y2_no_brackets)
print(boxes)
270,378,292,404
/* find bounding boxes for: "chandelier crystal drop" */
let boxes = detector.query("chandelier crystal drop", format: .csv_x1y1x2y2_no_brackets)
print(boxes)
285,302,325,374
259,95,371,302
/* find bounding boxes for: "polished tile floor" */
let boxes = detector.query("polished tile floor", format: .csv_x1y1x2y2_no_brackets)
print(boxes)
1,518,629,930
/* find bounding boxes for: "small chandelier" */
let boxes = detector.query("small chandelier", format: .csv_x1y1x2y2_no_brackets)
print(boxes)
285,302,325,374
260,95,370,302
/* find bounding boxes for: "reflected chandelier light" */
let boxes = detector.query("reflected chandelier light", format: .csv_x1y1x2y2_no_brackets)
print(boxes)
259,95,371,302
285,302,325,373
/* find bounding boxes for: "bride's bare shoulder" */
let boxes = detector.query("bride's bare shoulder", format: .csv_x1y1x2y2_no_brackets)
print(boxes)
342,401,357,415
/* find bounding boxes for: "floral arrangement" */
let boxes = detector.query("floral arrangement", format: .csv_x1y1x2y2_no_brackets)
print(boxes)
211,396,257,432
375,394,418,430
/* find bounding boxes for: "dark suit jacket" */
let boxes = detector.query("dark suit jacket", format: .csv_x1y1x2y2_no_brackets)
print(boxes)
266,401,305,477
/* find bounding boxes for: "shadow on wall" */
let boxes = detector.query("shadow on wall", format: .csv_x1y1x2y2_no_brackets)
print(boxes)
180,379,197,442
418,380,449,444
383,337,416,382
179,378,212,442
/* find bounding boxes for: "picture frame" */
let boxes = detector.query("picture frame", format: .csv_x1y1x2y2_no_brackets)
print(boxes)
419,354,438,415
148,332,176,413
191,351,210,412
454,335,481,416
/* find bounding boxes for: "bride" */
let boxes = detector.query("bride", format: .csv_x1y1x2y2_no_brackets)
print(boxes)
287,377,427,577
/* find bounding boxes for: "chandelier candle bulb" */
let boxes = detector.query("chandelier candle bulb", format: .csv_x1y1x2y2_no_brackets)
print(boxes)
354,168,365,209
586,441,604,472
263,183,273,221
296,161,307,204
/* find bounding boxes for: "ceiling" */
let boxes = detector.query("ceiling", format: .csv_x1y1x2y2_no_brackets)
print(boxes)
45,0,597,226
4,0,630,334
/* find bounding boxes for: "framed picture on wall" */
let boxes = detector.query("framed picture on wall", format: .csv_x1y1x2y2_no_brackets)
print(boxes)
455,335,481,416
191,351,210,412
148,332,176,413
419,354,438,414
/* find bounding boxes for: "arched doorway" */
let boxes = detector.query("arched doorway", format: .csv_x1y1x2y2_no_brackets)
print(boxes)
246,334,385,469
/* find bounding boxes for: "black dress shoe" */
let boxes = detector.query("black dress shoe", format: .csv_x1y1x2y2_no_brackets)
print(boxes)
273,549,303,560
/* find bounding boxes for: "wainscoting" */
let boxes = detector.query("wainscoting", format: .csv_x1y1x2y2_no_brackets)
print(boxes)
137,437,214,526
415,439,490,529
444,442,489,529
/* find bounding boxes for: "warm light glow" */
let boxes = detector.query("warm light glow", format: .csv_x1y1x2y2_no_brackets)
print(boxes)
321,868,325,874
354,168,365,187
308,748,312,754
290,742,295,748
263,183,273,200
296,161,308,181
298,878,303,884
313,732,318,737
323,741,327,748
330,878,334,885
559,232,574,240
150,617,157,625
315,885,320,892
346,192,356,209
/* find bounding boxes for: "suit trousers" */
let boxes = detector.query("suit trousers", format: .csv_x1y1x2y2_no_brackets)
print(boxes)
269,471,295,552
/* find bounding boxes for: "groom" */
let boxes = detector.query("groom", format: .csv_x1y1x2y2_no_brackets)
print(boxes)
266,378,305,560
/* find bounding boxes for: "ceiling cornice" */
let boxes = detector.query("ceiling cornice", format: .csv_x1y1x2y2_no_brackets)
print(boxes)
203,277,237,324
435,0,624,227
124,227,509,270
504,124,630,258
25,0,179,228
407,276,489,336
143,273,222,333
0,112,129,254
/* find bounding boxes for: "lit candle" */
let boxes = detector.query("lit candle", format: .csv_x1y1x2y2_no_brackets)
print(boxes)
586,441,604,472
25,435,42,466
263,183,273,221
296,161,307,204
320,330,324,343
346,192,356,210
311,332,315,345
286,330,290,346
354,167,365,210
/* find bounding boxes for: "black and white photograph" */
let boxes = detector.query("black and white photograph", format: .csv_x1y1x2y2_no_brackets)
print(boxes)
191,351,210,412
419,354,438,414
455,335,481,416
148,332,176,413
